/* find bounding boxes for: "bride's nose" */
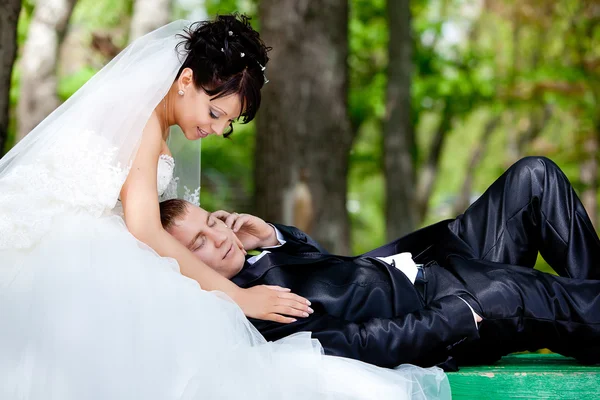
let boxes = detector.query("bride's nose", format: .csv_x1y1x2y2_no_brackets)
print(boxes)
211,120,230,136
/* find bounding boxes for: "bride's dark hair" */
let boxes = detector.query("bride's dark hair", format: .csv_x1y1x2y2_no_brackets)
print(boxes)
176,14,271,137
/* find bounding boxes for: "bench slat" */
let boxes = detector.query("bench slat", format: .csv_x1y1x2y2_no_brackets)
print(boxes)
447,354,600,399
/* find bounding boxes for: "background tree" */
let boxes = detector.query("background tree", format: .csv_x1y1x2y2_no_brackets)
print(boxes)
3,0,598,257
255,0,354,254
16,0,77,142
0,0,22,155
129,0,173,41
383,0,416,240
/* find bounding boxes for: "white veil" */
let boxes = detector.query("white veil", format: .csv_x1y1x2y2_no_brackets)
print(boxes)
161,125,201,205
0,20,198,250
0,20,453,400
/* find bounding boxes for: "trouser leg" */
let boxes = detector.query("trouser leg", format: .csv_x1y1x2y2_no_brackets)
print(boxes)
454,262,600,364
442,156,600,279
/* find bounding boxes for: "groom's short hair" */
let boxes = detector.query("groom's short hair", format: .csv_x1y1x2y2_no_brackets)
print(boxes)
159,199,190,230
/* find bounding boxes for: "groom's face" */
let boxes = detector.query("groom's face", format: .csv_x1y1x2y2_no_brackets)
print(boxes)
167,204,246,279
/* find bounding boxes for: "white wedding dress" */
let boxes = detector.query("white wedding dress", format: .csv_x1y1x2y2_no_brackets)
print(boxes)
0,21,450,400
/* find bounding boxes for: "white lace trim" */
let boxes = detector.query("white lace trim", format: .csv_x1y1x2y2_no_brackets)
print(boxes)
183,186,201,206
0,131,130,249
160,176,180,201
157,154,175,198
157,155,201,206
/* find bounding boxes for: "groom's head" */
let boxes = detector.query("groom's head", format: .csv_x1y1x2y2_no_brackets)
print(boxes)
159,199,245,278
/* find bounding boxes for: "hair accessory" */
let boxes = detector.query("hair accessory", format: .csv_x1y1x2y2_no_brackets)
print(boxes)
240,52,245,58
178,90,184,96
257,62,269,84
221,48,225,52
228,31,233,36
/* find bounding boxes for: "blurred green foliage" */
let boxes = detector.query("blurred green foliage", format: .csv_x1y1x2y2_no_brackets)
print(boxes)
6,0,599,264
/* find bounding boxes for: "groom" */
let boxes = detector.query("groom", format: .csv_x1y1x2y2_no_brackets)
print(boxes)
159,157,600,370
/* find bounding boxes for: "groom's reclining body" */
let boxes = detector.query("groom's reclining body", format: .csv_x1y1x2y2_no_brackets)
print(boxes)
160,157,600,371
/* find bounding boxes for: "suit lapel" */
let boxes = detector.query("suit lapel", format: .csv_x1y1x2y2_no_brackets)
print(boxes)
231,251,341,287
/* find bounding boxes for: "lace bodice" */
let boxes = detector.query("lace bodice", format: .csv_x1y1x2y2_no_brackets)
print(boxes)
157,154,175,197
111,154,176,216
0,139,179,249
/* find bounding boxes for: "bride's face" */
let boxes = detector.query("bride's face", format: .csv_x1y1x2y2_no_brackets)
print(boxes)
174,68,243,141
167,204,246,279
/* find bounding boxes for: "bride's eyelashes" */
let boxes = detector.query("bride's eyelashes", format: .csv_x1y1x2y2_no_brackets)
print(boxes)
210,109,237,124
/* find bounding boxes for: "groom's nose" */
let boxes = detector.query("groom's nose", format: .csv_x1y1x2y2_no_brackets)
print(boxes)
207,229,227,247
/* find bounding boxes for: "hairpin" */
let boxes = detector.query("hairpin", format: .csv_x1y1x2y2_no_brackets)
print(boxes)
257,62,269,84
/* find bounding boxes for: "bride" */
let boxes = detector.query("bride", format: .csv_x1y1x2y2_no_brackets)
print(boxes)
0,14,450,399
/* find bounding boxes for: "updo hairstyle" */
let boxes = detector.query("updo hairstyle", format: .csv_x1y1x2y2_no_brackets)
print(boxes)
176,14,271,137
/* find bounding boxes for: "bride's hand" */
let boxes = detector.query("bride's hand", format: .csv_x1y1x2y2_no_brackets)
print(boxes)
233,285,313,323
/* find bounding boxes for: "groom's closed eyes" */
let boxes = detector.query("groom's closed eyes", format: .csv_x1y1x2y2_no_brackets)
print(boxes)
165,204,246,279
187,212,218,250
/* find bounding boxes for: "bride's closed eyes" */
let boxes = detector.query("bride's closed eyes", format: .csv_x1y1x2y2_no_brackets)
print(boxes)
210,108,236,124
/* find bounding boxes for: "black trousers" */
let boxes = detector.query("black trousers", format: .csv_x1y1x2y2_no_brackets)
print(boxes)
428,156,600,365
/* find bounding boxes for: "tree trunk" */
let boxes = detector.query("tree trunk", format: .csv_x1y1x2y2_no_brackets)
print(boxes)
129,0,172,41
256,0,353,254
516,104,552,154
452,114,501,216
0,0,22,156
16,0,77,142
415,101,452,222
383,0,416,241
580,133,598,230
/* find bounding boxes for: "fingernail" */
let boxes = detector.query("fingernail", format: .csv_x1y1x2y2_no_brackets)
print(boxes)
306,300,311,306
308,307,314,314
290,319,297,322
302,312,309,317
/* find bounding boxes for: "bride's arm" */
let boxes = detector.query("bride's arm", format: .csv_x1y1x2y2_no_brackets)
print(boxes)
120,112,311,323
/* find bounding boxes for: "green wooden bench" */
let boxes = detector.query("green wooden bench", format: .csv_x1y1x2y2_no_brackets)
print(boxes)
448,354,600,399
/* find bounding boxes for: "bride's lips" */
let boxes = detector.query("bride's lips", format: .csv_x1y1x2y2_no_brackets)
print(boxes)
196,127,209,139
223,243,233,260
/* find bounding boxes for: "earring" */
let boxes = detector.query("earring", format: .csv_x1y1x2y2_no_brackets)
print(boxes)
178,90,185,96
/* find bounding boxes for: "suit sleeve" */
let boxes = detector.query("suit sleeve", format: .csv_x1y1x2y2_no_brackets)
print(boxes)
264,223,331,255
250,294,479,368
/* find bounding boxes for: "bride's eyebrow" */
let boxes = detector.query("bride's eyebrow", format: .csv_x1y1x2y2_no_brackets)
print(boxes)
213,105,227,116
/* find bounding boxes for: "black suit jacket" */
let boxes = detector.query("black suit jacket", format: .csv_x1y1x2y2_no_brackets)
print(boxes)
231,222,480,368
